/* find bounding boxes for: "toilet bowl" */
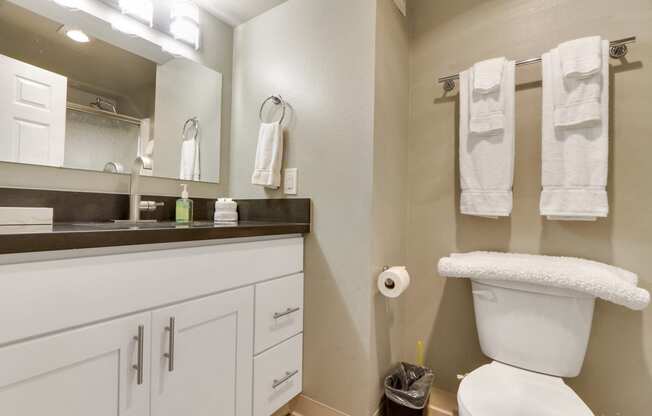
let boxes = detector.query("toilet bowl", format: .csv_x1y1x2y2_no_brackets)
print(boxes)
459,279,597,415
457,362,593,416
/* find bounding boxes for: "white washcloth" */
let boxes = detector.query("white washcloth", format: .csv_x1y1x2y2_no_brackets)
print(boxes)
252,121,283,188
438,252,650,311
179,138,200,181
540,41,609,220
459,60,515,217
473,57,506,94
559,36,602,79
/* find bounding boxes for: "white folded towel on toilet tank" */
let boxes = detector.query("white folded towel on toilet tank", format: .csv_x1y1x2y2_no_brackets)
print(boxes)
438,252,650,311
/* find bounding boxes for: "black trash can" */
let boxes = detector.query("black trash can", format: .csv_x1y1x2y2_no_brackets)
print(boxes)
384,363,434,416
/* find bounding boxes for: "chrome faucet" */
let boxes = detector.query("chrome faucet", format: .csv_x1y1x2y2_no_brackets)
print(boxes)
116,157,164,223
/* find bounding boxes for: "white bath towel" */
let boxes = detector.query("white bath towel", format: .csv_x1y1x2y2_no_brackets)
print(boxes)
473,57,506,94
540,41,609,220
438,252,650,311
252,121,283,188
179,138,200,181
459,60,515,217
559,36,602,79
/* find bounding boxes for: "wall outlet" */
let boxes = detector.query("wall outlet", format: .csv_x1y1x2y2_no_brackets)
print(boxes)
283,168,298,195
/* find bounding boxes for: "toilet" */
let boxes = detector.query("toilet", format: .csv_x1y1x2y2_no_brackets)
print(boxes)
458,279,596,416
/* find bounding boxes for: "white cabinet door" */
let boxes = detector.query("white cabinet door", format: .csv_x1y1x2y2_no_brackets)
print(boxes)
0,313,150,416
0,53,67,166
151,287,254,416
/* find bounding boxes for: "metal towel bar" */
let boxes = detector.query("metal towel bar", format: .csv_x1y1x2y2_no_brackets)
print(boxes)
437,36,636,91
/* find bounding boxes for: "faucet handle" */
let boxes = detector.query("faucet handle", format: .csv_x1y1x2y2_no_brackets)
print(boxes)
139,200,165,212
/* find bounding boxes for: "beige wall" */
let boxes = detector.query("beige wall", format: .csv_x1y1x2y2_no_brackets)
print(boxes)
369,0,409,411
0,5,233,199
404,0,652,414
229,0,408,414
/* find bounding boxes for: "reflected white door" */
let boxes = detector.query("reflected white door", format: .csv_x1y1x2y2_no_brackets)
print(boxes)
0,53,67,166
0,313,150,416
151,287,254,416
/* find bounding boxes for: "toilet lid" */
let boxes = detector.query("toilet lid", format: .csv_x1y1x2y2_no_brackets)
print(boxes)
458,362,594,416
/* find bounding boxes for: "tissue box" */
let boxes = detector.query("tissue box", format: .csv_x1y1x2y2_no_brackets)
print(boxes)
0,207,53,225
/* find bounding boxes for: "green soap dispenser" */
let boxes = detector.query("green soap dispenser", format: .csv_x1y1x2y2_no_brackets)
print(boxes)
176,184,193,223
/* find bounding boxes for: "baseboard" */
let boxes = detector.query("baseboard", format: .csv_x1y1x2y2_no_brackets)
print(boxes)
427,387,458,416
282,387,458,416
289,394,352,416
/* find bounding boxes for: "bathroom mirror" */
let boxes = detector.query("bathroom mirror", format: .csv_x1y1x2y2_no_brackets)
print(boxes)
0,0,224,183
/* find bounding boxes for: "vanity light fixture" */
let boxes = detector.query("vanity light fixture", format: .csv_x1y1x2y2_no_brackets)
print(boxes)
118,0,154,27
170,0,200,50
51,0,81,9
110,14,143,36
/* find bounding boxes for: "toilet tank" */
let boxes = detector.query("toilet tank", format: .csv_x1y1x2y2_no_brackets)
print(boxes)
471,279,595,378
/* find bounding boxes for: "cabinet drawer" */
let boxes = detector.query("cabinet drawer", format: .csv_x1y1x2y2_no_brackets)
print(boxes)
253,334,303,416
255,273,303,353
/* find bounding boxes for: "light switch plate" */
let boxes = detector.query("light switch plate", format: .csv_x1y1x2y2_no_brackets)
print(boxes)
283,168,298,195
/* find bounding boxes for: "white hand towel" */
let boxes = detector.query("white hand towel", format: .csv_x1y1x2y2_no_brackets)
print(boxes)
459,60,515,218
469,58,510,135
540,41,609,220
473,57,506,94
552,47,603,128
179,138,200,181
559,36,602,79
252,121,283,188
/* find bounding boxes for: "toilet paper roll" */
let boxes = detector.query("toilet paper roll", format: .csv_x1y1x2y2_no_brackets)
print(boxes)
378,266,410,298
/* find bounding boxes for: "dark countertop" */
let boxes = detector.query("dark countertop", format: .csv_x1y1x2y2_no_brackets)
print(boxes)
0,189,311,255
0,220,310,255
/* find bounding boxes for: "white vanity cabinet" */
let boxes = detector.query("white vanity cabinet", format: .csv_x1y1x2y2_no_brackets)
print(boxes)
150,287,254,416
0,236,304,416
0,312,151,416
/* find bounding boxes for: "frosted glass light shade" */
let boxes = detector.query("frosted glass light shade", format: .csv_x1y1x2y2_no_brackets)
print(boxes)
52,0,81,8
170,1,200,50
110,14,142,36
170,18,200,50
171,0,199,23
118,0,153,26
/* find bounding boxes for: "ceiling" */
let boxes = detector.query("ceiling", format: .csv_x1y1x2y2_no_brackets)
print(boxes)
101,0,288,27
194,0,288,26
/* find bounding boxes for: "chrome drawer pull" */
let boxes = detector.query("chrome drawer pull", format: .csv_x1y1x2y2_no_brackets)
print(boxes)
132,325,145,385
273,307,301,319
272,370,299,389
163,317,176,372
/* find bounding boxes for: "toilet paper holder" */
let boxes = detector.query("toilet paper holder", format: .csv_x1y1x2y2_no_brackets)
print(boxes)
382,266,395,289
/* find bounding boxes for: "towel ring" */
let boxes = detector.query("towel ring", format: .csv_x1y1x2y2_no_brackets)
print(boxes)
183,117,199,141
259,95,286,124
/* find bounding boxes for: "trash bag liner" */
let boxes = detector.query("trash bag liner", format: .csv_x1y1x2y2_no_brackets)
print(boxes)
384,363,435,410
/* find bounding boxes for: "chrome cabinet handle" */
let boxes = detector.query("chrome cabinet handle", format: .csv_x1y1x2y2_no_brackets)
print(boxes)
272,370,299,389
132,325,145,385
273,307,301,319
163,317,176,372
